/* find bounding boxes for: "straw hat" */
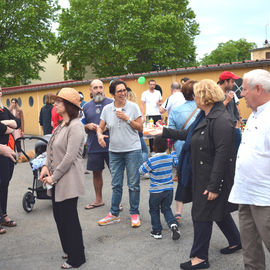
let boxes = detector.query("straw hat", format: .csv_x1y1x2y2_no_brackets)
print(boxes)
53,88,81,110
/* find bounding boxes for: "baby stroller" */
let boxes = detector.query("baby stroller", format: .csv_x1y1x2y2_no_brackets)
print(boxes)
16,135,52,213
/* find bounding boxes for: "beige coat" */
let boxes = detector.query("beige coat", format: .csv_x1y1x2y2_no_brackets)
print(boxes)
45,118,85,202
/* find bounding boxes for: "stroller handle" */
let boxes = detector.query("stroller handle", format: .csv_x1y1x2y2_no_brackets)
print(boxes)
15,135,49,144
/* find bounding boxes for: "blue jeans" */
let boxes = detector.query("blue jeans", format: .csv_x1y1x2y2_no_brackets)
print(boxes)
149,190,177,232
235,128,242,154
140,136,149,163
109,150,142,216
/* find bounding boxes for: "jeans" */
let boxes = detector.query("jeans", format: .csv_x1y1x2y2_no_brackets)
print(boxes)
140,136,149,163
149,190,177,232
235,127,242,154
109,150,142,216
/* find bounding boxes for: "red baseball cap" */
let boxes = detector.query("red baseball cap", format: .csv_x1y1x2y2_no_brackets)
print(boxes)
219,71,239,81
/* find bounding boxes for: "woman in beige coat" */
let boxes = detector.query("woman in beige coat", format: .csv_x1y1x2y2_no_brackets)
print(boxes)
40,88,86,269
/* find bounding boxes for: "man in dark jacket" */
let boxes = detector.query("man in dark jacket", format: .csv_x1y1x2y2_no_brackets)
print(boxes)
39,93,53,135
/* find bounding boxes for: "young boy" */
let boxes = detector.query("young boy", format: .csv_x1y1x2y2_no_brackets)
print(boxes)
139,135,180,240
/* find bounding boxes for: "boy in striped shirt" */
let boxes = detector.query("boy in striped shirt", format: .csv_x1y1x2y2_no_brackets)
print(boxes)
139,135,180,240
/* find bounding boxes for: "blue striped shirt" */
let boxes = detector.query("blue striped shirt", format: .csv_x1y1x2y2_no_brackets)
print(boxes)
139,151,178,193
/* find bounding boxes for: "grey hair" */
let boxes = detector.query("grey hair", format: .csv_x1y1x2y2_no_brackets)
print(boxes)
243,69,270,93
171,82,181,90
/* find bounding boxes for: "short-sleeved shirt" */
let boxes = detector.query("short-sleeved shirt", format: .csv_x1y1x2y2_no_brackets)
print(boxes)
161,92,186,115
100,100,142,152
83,97,113,153
141,90,162,116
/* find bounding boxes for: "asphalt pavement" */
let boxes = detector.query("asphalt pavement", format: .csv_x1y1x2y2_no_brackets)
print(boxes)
0,138,269,270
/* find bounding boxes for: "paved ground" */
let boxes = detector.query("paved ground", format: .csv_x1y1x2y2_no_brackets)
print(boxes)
0,138,269,270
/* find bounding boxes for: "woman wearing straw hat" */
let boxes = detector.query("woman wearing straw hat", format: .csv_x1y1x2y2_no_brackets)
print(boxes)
40,88,86,269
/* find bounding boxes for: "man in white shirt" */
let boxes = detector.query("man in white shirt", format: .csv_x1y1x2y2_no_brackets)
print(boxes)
159,82,185,116
229,69,270,270
141,79,163,153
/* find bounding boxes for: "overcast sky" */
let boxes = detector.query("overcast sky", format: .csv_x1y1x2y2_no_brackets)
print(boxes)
58,0,270,60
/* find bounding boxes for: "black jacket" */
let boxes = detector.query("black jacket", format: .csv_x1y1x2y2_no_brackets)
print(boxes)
163,102,237,221
39,104,53,135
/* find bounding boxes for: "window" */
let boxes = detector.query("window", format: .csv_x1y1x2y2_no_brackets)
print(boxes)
43,95,46,104
29,96,34,107
18,97,22,107
6,99,10,107
266,52,270,59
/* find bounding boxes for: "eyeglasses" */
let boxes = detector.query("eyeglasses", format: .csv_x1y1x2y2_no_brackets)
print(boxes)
115,89,127,94
54,99,63,104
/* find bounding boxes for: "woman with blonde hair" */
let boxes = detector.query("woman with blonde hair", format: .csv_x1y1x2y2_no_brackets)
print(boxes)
155,79,241,269
40,88,86,269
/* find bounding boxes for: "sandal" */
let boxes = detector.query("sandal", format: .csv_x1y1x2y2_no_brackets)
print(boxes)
61,262,72,269
1,215,16,227
0,226,6,234
174,214,182,225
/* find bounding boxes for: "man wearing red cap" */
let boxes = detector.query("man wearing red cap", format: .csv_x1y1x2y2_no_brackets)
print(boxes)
218,71,242,151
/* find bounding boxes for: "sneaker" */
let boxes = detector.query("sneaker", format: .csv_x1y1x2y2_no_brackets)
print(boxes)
130,214,141,227
171,224,181,240
97,213,120,226
150,231,162,239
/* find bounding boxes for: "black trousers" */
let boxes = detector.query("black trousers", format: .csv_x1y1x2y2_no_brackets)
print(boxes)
148,115,162,152
0,157,14,216
52,189,86,268
190,214,241,260
0,182,9,215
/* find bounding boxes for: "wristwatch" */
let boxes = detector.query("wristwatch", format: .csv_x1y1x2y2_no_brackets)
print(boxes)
126,118,131,125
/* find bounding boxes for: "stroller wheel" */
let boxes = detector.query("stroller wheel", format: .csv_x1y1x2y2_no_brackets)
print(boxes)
22,192,35,213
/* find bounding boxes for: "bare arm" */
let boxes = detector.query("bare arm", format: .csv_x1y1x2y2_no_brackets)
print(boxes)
116,111,143,132
159,106,166,114
157,98,163,106
140,101,145,121
84,122,98,132
96,120,108,148
1,119,17,129
223,91,234,106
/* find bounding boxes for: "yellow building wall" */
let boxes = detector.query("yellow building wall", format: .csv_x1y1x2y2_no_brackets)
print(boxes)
2,65,269,135
251,48,270,60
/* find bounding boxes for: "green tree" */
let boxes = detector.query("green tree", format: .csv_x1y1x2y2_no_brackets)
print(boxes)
0,0,59,87
57,0,199,79
200,39,257,66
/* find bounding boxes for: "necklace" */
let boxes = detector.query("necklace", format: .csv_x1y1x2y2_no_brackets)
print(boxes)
95,103,102,114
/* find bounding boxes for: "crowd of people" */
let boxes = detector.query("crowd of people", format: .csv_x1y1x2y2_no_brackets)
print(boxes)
0,69,270,270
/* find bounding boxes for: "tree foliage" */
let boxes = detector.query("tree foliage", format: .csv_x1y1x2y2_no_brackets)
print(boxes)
57,0,199,79
200,39,257,66
0,0,59,87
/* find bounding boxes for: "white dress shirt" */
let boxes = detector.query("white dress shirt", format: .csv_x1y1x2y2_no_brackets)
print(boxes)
229,100,270,206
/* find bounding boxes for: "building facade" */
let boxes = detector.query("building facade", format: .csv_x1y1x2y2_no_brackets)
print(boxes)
2,59,270,135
